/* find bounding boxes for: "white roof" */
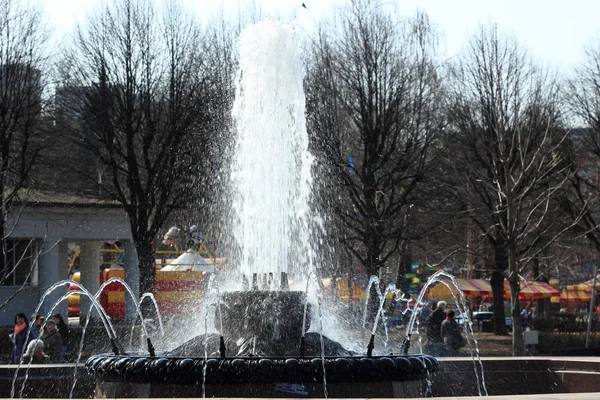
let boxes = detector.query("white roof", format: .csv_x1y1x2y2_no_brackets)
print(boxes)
160,251,215,272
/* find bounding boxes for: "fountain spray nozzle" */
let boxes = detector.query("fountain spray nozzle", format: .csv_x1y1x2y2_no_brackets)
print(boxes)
300,335,306,357
281,272,289,290
110,338,122,355
401,334,411,355
219,336,226,359
147,337,156,357
366,334,375,357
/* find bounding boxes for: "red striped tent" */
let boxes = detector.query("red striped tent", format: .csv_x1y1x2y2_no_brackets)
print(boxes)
503,280,560,300
154,270,210,316
427,278,493,298
429,279,560,300
551,289,591,303
570,276,600,291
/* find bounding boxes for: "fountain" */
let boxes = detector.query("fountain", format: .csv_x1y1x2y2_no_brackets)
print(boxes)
84,19,439,398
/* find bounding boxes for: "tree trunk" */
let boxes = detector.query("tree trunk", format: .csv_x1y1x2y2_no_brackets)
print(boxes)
507,240,525,355
395,243,412,291
136,238,156,297
532,257,549,316
490,270,506,335
367,283,380,331
365,263,380,328
509,277,525,355
0,147,8,276
491,240,508,335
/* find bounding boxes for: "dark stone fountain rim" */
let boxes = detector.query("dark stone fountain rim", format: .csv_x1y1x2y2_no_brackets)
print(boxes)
86,354,439,384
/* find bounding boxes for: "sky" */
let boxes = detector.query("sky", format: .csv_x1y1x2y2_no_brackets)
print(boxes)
41,0,600,70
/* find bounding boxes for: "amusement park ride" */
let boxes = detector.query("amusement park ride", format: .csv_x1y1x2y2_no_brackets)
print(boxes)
67,239,223,320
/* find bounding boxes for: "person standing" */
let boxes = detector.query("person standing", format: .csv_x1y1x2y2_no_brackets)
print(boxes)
520,307,529,331
42,319,63,363
10,313,30,364
426,301,447,356
30,314,44,339
21,339,48,364
528,306,538,330
441,309,466,356
52,313,69,361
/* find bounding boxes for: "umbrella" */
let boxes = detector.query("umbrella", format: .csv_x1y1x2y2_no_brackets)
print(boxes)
427,278,493,298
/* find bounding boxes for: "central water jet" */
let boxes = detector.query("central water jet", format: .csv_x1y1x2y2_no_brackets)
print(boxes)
230,19,315,287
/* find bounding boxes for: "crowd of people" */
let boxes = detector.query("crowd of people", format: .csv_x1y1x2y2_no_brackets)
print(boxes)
9,313,69,364
426,301,467,356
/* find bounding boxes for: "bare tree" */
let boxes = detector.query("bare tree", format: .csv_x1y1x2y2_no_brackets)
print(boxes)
564,40,600,257
57,0,228,296
446,24,573,354
0,0,51,297
305,1,444,291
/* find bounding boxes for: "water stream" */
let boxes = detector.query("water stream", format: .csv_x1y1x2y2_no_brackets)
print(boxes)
230,18,315,285
11,280,116,399
12,278,166,399
139,292,166,337
307,272,328,398
403,270,488,396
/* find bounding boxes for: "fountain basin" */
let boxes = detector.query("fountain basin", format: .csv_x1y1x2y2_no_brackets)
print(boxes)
6,357,600,398
86,353,439,398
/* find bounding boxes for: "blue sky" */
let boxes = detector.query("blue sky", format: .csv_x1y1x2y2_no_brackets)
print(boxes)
42,0,600,69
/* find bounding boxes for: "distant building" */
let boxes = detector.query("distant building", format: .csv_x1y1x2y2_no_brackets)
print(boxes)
0,188,135,327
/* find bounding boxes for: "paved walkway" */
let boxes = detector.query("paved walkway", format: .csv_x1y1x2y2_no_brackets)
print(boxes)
429,395,600,400
129,396,600,400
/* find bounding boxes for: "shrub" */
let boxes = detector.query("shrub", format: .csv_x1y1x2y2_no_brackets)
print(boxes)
533,312,600,333
537,331,600,354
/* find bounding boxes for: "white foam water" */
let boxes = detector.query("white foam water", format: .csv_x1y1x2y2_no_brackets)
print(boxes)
230,19,315,285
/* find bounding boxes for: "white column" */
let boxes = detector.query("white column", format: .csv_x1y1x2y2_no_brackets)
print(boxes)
38,237,69,318
122,239,140,321
78,240,102,320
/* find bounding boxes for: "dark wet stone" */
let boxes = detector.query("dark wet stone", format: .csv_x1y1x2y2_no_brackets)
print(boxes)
87,353,438,385
410,356,426,373
114,357,131,375
175,358,195,374
131,357,147,374
98,358,114,373
379,356,396,373
285,358,300,367
394,356,413,373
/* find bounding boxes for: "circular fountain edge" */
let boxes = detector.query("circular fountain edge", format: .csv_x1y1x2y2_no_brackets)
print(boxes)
86,353,439,385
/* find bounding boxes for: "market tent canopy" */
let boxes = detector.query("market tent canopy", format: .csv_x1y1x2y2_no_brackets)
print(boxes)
551,289,591,303
571,275,600,291
504,280,560,299
427,279,493,298
429,279,559,299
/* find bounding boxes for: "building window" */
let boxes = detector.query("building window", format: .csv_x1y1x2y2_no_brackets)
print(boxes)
0,239,38,286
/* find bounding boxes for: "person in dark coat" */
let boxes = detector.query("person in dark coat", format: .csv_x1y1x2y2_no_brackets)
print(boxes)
52,313,69,361
441,309,465,356
42,319,63,363
29,314,44,340
10,313,30,364
426,301,447,356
